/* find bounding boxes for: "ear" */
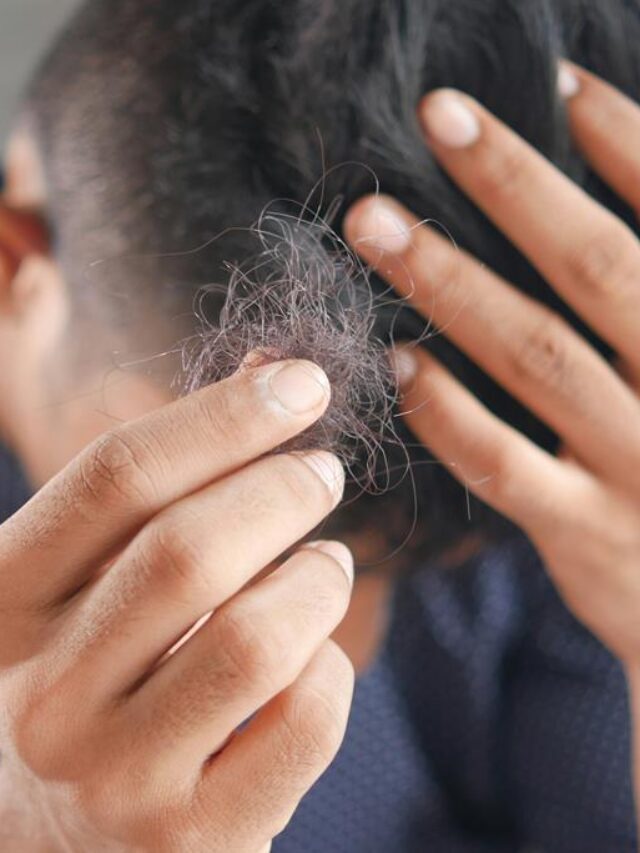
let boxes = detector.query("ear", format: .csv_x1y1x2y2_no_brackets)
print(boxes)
0,202,60,333
0,203,66,356
0,202,49,288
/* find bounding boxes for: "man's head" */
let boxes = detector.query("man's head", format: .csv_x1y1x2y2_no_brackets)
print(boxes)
3,0,640,562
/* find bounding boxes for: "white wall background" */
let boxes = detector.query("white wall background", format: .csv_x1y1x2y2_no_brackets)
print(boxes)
0,0,80,145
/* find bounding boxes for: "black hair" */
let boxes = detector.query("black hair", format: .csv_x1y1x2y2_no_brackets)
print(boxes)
26,0,640,565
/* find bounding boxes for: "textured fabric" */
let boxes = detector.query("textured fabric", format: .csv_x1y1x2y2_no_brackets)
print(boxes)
276,542,637,852
0,443,30,521
0,448,636,851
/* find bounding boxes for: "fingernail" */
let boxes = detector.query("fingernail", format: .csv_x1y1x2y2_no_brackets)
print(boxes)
351,199,412,254
297,451,345,506
306,540,354,585
390,347,418,389
267,361,330,415
558,65,580,99
421,90,481,148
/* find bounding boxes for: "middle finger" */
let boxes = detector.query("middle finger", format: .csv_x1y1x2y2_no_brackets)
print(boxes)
56,450,344,701
344,197,640,485
126,538,354,773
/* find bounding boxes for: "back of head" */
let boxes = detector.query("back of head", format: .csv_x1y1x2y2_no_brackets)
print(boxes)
26,0,640,563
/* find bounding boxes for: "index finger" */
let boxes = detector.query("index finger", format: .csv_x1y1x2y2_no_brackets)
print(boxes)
418,87,640,368
0,359,330,609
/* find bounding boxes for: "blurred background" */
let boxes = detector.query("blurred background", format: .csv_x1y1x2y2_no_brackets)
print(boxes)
1,0,80,145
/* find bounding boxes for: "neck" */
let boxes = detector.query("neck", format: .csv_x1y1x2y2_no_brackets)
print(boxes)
4,369,171,487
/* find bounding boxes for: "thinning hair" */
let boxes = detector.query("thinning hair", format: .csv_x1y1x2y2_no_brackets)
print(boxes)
26,0,640,563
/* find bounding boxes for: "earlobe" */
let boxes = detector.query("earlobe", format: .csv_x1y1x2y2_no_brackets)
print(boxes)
0,251,69,375
12,256,55,315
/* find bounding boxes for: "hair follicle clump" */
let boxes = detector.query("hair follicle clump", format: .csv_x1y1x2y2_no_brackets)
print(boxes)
183,208,399,491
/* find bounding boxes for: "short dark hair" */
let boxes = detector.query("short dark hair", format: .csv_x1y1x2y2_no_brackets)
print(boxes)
26,0,640,563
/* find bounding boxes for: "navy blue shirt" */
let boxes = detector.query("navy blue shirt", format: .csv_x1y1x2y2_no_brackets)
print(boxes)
0,445,636,851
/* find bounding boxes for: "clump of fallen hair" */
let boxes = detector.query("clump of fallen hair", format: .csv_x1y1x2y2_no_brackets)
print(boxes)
182,208,397,490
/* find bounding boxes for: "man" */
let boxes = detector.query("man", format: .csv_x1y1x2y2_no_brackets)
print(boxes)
0,1,638,850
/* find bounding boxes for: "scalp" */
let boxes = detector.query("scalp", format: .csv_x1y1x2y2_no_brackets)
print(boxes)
25,0,640,561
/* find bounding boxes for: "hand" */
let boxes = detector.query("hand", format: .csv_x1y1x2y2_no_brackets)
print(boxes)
345,64,640,670
0,360,354,852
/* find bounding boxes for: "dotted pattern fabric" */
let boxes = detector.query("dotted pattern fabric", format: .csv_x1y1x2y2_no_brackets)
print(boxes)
276,540,637,852
0,450,636,851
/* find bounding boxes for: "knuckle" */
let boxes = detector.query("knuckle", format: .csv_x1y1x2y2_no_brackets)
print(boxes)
474,444,519,507
475,141,529,200
190,786,238,851
216,606,283,694
296,554,352,621
567,225,639,301
77,752,185,843
280,684,349,771
76,779,151,844
73,775,116,829
194,387,247,450
79,429,155,509
508,312,570,391
142,512,209,597
118,795,184,850
8,670,81,780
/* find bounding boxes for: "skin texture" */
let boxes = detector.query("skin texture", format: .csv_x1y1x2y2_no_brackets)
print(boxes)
0,359,356,852
34,0,640,567
1,62,640,848
345,62,640,816
0,119,389,853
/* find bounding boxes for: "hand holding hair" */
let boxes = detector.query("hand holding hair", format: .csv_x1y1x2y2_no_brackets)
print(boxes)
0,361,354,851
4,50,640,849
